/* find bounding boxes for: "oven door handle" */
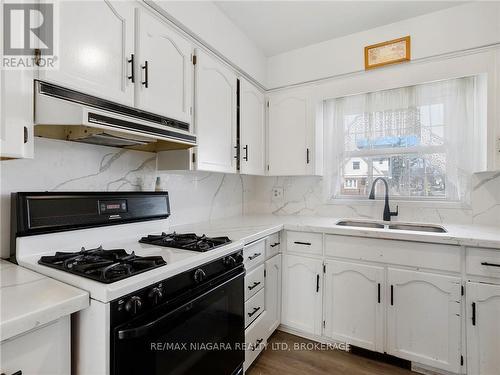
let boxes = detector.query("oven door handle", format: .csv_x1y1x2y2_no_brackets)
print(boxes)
117,269,244,340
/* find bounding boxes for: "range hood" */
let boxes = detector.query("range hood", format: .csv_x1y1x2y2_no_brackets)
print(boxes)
34,80,196,152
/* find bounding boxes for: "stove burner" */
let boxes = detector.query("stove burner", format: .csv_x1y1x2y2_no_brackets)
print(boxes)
38,246,166,283
139,232,231,252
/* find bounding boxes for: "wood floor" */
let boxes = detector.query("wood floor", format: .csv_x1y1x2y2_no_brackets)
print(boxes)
247,331,416,375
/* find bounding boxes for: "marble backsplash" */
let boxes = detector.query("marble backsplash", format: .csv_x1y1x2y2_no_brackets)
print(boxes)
1,138,499,258
0,138,255,258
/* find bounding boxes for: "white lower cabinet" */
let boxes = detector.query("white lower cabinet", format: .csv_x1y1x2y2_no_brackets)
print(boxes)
387,268,462,373
0,316,70,375
323,260,384,353
264,254,282,339
243,312,268,372
281,254,323,336
466,281,500,375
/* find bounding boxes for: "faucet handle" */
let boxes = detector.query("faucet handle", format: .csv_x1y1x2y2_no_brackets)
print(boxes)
391,205,399,217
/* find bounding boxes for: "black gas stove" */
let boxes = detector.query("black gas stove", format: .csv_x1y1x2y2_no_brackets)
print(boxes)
139,232,232,252
38,246,166,283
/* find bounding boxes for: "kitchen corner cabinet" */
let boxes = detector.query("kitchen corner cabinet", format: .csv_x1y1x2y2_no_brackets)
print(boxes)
323,260,384,353
135,7,193,123
194,49,237,173
387,268,462,373
264,254,282,338
466,281,500,375
38,0,135,105
240,78,265,175
281,254,323,335
267,88,322,176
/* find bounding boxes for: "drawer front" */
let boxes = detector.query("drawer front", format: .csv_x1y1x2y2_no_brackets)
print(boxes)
286,231,323,255
245,264,265,301
325,234,460,273
245,288,265,328
244,239,266,270
266,232,281,259
244,312,267,371
467,247,500,279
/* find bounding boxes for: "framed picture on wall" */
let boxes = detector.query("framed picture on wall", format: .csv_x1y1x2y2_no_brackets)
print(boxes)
365,36,411,70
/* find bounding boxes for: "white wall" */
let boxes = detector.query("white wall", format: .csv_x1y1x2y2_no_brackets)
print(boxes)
151,1,267,86
267,2,500,88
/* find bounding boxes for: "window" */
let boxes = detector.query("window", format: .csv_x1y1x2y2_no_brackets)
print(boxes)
326,76,481,202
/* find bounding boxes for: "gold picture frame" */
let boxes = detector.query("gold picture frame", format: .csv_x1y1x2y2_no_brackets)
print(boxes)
365,36,411,70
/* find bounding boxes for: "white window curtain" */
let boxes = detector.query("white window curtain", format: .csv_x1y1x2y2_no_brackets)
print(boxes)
325,76,478,203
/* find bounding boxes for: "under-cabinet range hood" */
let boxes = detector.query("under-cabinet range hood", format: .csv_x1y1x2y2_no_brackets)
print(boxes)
34,80,196,152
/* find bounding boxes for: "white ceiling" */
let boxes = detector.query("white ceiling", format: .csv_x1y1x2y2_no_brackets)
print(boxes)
214,1,465,56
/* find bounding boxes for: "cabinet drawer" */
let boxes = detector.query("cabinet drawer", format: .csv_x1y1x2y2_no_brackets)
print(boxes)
245,264,265,301
244,312,267,371
245,288,265,328
266,232,281,258
467,247,500,279
286,231,322,255
325,235,460,273
244,239,266,270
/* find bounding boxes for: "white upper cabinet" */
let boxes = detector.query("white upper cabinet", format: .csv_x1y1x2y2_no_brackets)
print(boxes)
240,78,265,175
39,1,135,105
387,268,462,373
194,49,237,173
466,281,500,375
324,260,384,353
135,7,193,124
281,254,323,336
267,87,322,176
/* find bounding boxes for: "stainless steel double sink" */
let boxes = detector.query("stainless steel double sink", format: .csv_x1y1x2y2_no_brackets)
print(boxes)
336,220,447,233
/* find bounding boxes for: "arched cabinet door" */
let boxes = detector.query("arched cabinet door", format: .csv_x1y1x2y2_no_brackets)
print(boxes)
387,268,462,373
466,281,500,375
194,49,237,173
39,1,135,105
281,254,323,335
135,7,194,124
323,260,384,353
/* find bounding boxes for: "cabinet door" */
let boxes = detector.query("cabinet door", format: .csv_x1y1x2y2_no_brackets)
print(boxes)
136,7,193,124
195,49,237,173
39,1,134,105
387,268,462,373
281,254,323,335
466,282,500,375
324,260,384,352
264,254,282,339
267,89,312,176
240,78,265,175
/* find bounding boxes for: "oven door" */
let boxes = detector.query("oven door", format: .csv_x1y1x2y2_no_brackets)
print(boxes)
112,269,245,375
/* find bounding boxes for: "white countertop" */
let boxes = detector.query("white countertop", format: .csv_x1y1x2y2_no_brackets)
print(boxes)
172,215,500,249
0,260,89,342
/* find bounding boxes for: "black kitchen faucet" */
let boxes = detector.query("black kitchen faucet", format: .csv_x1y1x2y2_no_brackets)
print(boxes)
369,177,399,222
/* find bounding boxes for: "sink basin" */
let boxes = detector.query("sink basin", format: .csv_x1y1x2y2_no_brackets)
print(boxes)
336,220,385,229
388,223,447,233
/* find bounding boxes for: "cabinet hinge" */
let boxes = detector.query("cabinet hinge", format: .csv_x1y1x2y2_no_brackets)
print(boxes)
461,285,464,296
460,355,464,366
323,263,326,273
192,54,197,65
191,152,196,164
34,48,41,66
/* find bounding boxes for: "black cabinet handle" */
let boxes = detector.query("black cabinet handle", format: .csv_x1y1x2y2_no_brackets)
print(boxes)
390,285,394,306
243,145,248,161
377,283,381,303
2,372,22,375
248,306,261,317
306,148,310,164
127,54,135,82
316,274,320,292
141,61,149,88
481,262,500,268
270,242,280,248
248,281,261,290
248,253,261,261
472,302,476,326
294,241,311,246
251,338,264,351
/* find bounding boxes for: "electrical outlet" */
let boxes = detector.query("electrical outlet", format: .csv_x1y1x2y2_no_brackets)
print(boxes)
272,187,284,201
